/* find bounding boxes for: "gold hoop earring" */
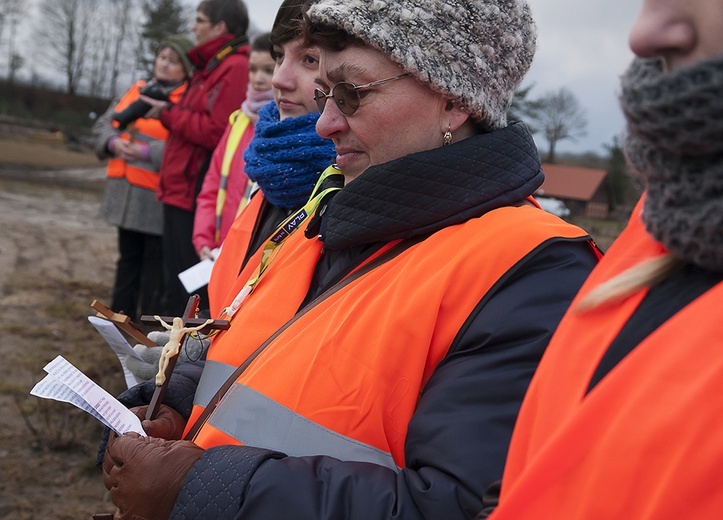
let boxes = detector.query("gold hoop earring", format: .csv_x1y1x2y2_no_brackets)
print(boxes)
443,126,452,146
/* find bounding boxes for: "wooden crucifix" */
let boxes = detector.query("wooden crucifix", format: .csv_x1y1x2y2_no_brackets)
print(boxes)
140,295,229,420
90,299,156,347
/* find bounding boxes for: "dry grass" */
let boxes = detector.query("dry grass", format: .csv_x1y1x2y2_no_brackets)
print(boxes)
0,134,120,517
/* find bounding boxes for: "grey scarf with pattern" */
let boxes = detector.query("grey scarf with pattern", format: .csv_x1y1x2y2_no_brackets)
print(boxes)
620,56,723,271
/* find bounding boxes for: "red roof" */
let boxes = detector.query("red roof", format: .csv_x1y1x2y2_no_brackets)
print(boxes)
537,163,607,201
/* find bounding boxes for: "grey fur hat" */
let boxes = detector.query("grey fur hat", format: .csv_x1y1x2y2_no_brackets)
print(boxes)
306,0,537,129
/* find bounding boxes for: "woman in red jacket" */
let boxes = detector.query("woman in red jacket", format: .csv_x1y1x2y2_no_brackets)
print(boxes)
142,0,251,316
192,32,275,261
485,1,723,518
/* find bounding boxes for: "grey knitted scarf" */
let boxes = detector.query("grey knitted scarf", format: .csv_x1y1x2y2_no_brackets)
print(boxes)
620,57,723,271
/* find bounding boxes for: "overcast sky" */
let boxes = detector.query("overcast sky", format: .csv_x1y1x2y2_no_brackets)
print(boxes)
10,0,638,158
241,0,640,157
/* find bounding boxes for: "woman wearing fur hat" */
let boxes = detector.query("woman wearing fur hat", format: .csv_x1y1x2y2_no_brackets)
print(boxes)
99,1,600,518
92,34,193,323
483,0,723,518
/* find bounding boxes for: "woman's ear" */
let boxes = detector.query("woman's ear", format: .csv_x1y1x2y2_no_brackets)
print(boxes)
445,102,473,133
213,20,230,38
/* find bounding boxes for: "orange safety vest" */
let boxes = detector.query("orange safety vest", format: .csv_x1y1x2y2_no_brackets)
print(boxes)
207,191,266,316
493,198,723,520
185,205,592,470
106,81,187,191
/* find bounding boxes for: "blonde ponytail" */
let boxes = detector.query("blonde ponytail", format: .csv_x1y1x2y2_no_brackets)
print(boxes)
576,254,683,312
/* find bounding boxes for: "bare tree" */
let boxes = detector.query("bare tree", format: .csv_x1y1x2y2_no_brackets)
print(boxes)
82,0,140,98
0,0,7,42
0,0,24,82
8,52,22,84
86,7,112,97
35,0,137,97
507,83,544,134
536,87,587,164
37,0,94,95
106,0,137,99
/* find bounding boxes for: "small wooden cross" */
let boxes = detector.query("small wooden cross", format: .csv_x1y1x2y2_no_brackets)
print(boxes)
90,299,156,347
140,295,229,420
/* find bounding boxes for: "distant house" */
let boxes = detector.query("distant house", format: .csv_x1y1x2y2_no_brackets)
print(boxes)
537,163,611,219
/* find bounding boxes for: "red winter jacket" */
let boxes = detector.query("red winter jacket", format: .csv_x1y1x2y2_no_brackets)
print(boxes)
157,33,250,211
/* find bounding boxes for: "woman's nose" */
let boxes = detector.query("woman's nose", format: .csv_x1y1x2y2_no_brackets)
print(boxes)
315,99,348,139
628,0,695,62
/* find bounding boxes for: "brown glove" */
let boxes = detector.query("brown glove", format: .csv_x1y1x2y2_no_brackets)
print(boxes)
103,433,204,520
130,405,186,440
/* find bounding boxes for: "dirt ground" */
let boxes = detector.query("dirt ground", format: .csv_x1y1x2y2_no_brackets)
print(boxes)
0,132,122,518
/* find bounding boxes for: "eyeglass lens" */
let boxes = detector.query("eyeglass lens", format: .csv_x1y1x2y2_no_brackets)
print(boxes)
314,83,360,116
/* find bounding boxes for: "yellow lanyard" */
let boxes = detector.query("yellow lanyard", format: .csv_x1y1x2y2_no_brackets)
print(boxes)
220,164,344,320
216,110,251,243
236,179,257,218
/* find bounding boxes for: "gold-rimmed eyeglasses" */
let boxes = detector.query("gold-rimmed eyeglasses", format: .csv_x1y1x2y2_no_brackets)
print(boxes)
313,73,410,116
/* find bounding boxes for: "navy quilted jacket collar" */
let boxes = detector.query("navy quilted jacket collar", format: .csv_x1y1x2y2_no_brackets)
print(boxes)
321,122,544,251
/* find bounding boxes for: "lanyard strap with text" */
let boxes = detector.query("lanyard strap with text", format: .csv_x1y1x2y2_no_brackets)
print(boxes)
220,164,343,320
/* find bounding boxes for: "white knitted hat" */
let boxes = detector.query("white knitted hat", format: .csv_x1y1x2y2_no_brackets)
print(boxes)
307,0,537,129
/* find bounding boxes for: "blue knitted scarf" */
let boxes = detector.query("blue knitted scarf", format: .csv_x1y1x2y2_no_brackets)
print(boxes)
243,102,336,209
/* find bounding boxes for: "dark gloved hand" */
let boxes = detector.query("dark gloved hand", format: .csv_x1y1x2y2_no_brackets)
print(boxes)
130,404,186,440
103,433,204,520
96,358,204,468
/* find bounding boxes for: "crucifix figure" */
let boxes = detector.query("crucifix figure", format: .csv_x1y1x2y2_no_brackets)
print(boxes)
152,316,214,385
140,295,229,420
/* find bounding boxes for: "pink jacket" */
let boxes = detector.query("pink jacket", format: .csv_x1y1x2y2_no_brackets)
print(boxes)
193,116,254,254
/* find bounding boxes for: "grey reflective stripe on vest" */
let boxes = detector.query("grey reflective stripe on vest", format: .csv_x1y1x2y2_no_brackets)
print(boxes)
194,359,238,408
131,131,154,144
209,383,400,472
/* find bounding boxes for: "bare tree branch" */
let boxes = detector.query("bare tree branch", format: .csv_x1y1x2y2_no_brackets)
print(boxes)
536,87,588,163
108,0,136,98
0,0,25,81
37,0,95,95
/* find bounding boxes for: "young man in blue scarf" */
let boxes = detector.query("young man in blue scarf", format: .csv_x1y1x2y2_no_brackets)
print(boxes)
206,0,336,315
121,0,336,387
